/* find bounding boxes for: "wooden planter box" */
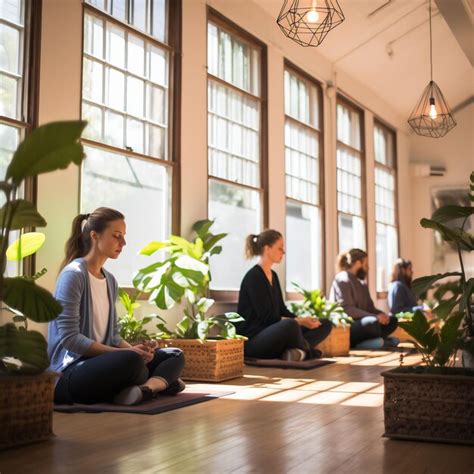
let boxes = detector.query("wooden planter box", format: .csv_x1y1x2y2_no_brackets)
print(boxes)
156,338,244,382
0,372,58,450
382,368,474,445
316,325,350,357
391,325,411,343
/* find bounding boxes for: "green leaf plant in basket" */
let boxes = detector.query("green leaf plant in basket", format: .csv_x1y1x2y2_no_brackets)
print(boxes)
118,288,171,344
290,283,353,327
398,171,474,371
0,121,87,374
132,219,246,342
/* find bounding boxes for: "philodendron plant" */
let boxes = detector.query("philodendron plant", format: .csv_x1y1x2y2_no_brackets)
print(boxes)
399,171,474,369
0,121,86,374
290,283,353,327
133,219,245,341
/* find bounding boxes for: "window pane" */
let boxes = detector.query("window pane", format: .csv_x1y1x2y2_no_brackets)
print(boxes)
338,214,366,252
83,58,103,103
126,117,144,154
375,166,395,225
376,222,398,292
284,70,319,128
82,102,103,140
127,34,145,76
286,201,322,291
111,0,127,21
104,110,124,147
127,76,145,117
208,80,260,187
336,147,362,216
0,0,22,24
0,24,20,74
132,0,147,31
337,102,361,150
0,73,18,118
207,21,260,96
84,14,104,59
152,0,167,42
107,24,125,68
0,122,19,180
208,179,261,290
106,67,125,110
81,146,171,286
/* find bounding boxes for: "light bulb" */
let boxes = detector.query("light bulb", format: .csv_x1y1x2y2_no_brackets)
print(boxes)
429,98,437,119
306,9,319,23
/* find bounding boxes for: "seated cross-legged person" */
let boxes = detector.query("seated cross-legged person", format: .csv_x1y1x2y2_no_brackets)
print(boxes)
48,208,185,406
329,248,398,350
388,258,424,315
237,229,332,361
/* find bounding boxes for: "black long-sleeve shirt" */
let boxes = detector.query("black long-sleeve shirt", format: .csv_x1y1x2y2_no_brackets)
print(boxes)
237,265,295,338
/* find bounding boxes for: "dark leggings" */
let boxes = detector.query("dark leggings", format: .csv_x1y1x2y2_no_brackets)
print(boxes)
54,347,185,404
244,318,333,359
350,316,398,347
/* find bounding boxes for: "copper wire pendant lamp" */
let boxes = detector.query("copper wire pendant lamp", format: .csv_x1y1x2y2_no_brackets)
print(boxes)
407,0,456,138
277,0,345,47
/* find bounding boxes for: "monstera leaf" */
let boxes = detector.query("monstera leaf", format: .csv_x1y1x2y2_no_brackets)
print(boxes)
2,277,62,322
0,199,47,230
0,323,49,374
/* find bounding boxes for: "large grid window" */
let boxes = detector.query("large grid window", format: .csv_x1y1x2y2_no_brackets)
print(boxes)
0,0,37,276
284,67,323,292
81,0,176,286
336,99,366,253
207,17,264,291
374,121,398,293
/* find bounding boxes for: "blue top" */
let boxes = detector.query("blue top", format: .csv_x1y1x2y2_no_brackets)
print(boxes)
47,258,122,372
388,280,423,315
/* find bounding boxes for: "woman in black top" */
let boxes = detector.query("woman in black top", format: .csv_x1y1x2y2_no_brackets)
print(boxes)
237,230,332,360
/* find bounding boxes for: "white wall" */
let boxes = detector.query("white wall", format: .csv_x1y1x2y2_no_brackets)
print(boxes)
24,0,445,336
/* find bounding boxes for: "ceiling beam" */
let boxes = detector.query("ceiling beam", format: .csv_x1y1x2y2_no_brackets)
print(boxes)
435,0,474,66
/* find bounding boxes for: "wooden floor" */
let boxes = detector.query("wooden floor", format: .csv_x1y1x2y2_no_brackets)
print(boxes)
1,350,473,474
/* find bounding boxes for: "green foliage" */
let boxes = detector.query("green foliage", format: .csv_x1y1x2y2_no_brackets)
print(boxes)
134,219,245,341
394,311,415,321
117,289,171,344
290,283,352,326
0,121,86,374
404,171,474,368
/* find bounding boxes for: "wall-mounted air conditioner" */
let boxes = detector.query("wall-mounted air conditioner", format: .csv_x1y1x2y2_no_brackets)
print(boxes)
411,163,446,177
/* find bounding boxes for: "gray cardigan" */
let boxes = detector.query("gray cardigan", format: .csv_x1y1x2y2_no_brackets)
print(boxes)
48,258,122,372
329,271,383,320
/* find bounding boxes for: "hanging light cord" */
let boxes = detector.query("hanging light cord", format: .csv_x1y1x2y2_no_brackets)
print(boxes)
429,0,433,82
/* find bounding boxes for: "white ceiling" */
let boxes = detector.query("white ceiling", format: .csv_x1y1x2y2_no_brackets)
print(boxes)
259,0,473,120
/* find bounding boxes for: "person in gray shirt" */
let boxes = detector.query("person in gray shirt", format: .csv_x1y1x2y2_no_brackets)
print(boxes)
329,248,398,349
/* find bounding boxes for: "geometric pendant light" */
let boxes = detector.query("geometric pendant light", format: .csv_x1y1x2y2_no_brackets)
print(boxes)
407,0,456,138
277,0,345,47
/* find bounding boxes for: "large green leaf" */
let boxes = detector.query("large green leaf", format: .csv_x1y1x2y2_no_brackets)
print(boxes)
203,233,227,253
6,121,87,185
2,277,62,322
432,295,460,319
431,205,474,223
192,219,215,239
0,199,47,230
420,218,474,250
434,312,464,366
398,310,437,353
139,241,172,256
0,323,49,374
411,272,462,297
6,232,46,261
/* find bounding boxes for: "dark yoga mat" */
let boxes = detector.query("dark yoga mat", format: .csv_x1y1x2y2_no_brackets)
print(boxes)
244,358,335,369
54,389,234,415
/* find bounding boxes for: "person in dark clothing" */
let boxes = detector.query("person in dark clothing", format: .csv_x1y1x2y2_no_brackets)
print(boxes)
388,258,424,315
329,248,398,349
237,229,332,360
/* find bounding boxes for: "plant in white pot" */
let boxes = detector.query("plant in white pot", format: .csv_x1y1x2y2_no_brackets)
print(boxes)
0,121,86,449
133,219,246,382
382,171,474,445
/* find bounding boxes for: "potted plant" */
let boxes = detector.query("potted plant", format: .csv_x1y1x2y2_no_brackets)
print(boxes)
133,219,246,382
0,121,86,449
289,283,352,356
382,171,474,445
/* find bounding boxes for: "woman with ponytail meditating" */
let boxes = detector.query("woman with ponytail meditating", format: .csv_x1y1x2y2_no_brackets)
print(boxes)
48,207,185,406
237,230,332,361
329,248,398,350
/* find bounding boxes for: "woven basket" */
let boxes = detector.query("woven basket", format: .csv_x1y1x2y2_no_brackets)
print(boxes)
156,338,244,382
0,371,58,450
316,325,350,357
382,368,474,445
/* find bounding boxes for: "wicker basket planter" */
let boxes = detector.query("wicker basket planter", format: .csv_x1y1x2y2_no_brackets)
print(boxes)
316,325,350,357
0,371,58,450
382,367,474,445
156,338,244,382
